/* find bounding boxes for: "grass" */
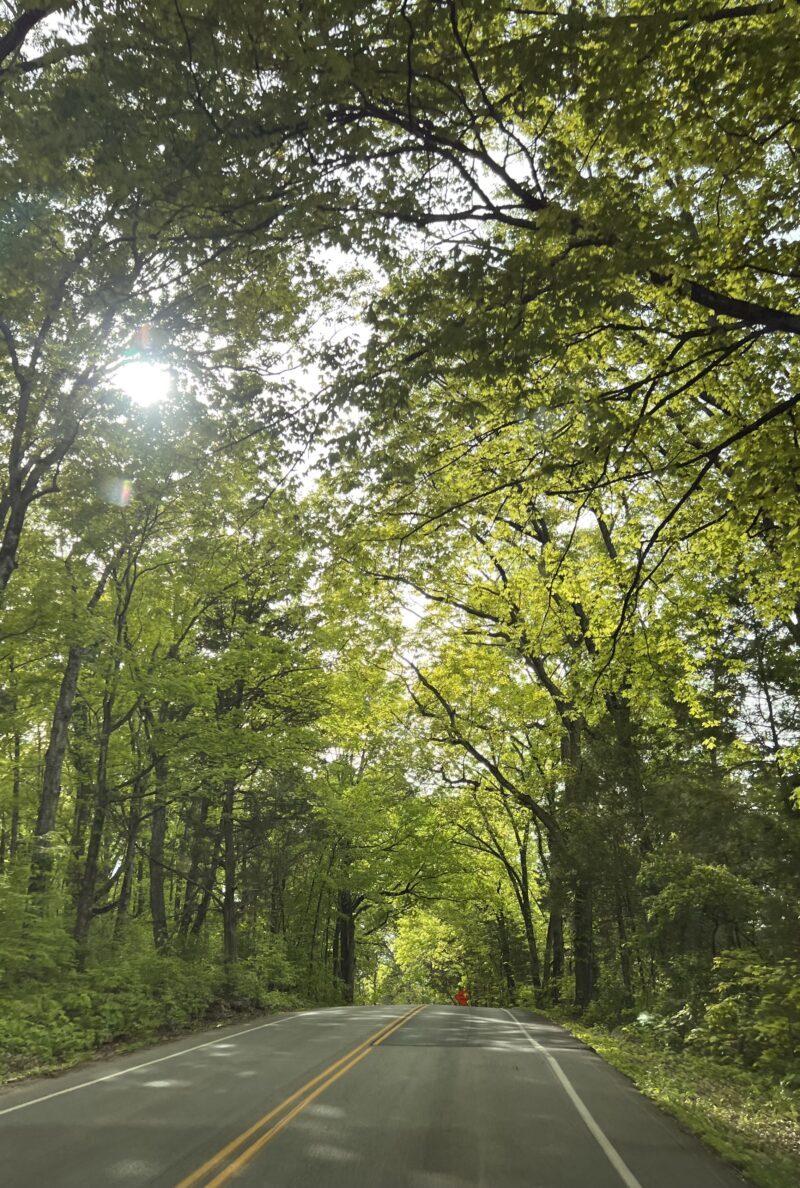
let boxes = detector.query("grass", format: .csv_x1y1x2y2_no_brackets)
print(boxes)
563,1021,800,1188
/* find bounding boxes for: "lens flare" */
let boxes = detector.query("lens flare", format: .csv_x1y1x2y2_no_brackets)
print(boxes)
115,361,171,407
98,476,133,507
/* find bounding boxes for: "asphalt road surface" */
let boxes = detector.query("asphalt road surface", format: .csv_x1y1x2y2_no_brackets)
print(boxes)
0,1005,752,1187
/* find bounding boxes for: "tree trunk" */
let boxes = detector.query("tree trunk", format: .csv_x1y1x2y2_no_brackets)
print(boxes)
1,720,21,871
269,862,286,935
191,831,222,937
519,896,542,993
177,796,210,940
544,908,564,1000
572,877,594,1010
73,690,113,956
0,498,27,597
517,841,542,991
334,889,358,1004
222,779,237,966
496,910,516,1004
114,793,142,942
149,752,169,953
68,773,93,901
608,691,652,853
308,882,325,976
615,891,634,1007
559,718,596,1010
10,704,20,861
29,645,82,893
68,707,94,901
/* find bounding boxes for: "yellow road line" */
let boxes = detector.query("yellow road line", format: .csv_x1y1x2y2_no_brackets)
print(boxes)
176,1006,425,1188
203,1007,424,1188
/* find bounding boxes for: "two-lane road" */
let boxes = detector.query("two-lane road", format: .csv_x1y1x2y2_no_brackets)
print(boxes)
0,1005,751,1187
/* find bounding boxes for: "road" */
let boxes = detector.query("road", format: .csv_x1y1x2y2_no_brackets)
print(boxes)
0,1004,751,1187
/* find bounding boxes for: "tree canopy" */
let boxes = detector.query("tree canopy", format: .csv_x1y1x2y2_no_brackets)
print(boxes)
0,0,798,1096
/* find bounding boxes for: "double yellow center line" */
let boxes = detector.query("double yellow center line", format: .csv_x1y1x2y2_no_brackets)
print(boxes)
176,1005,425,1187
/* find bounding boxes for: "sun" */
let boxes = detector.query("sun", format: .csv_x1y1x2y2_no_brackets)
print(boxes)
115,361,172,407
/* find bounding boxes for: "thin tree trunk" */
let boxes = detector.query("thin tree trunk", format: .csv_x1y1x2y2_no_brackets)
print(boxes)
334,890,360,1004
114,791,143,942
68,772,93,901
496,910,516,1004
308,882,325,975
177,796,210,940
0,499,27,597
615,891,634,1007
10,696,20,860
573,877,594,1010
0,715,21,872
544,908,565,999
269,862,286,935
149,751,169,953
135,855,145,916
222,779,237,965
519,896,542,992
73,689,113,956
189,832,221,938
28,554,118,895
68,706,94,901
517,840,542,991
29,645,82,893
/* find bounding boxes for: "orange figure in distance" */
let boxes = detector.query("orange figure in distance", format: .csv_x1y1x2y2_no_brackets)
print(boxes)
454,987,470,1007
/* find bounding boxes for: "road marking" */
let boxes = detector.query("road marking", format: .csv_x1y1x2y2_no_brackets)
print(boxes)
504,1010,644,1188
0,1014,313,1119
177,1006,425,1188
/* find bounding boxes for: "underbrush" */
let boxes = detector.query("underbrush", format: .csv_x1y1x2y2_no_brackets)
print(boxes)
532,949,800,1188
0,923,307,1082
560,1019,800,1188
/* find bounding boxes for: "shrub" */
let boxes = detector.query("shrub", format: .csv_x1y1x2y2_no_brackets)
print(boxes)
686,950,800,1077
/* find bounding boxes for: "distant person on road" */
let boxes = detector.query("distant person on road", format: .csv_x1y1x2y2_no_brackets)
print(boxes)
454,986,470,1007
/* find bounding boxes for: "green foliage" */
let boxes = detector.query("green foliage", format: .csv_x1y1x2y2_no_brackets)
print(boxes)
0,937,305,1081
0,14,799,1171
565,1020,800,1188
687,951,800,1079
0,882,76,985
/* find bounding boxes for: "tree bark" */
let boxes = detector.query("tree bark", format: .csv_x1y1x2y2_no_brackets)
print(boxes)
29,645,82,893
615,891,634,1007
114,789,143,942
177,796,210,940
496,909,516,1004
516,835,542,992
1,714,22,871
334,889,359,1004
148,751,169,953
190,830,222,937
270,860,286,935
544,908,564,999
9,660,20,862
222,778,237,966
572,876,594,1010
28,552,118,895
0,498,27,598
73,688,113,955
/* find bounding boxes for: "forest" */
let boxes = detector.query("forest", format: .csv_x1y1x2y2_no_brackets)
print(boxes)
0,1,798,1178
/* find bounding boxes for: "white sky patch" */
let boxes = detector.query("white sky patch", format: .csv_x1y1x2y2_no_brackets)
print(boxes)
554,508,596,536
114,361,172,407
399,589,428,632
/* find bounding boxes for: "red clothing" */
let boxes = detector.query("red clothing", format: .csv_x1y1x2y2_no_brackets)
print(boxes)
455,989,470,1006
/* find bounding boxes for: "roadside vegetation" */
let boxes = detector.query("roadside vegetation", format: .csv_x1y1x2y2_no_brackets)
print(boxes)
1,6,798,1173
564,1016,800,1188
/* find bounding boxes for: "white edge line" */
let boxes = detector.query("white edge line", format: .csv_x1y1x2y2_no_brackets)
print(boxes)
0,1013,300,1118
504,1009,644,1188
0,1005,409,1119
